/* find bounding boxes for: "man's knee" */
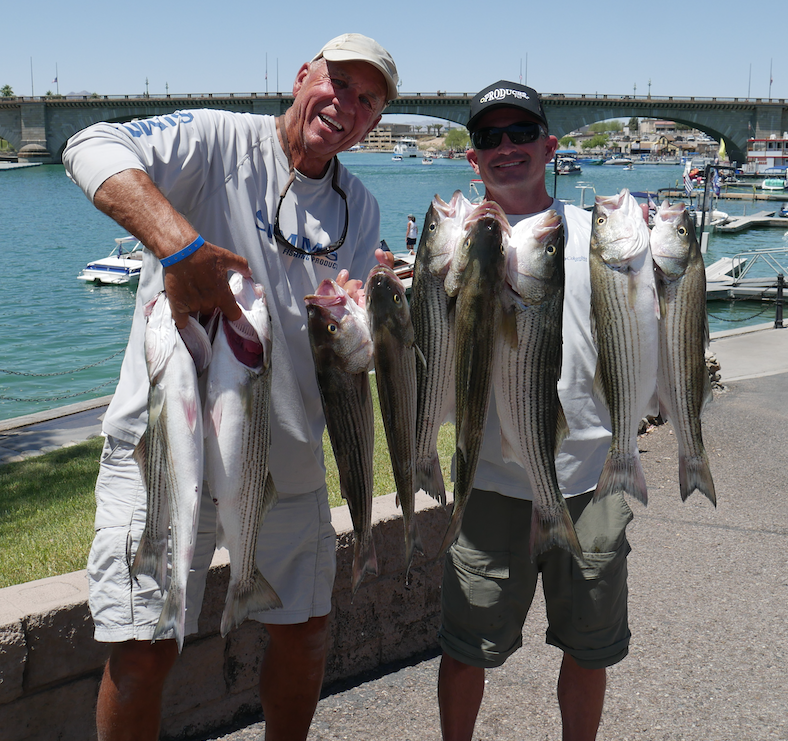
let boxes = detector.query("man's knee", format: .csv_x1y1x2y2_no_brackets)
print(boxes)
107,639,179,686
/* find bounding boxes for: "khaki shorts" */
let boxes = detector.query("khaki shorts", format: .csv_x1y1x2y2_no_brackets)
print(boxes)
439,489,632,670
87,436,336,643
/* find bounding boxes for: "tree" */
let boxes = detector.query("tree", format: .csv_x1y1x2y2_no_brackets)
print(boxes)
445,127,470,151
559,136,577,148
628,116,639,132
581,133,609,150
1,85,14,98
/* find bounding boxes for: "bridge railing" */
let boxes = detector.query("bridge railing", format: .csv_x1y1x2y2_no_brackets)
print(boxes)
0,92,786,105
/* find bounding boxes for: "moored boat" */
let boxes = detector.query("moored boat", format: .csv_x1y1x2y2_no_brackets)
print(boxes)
77,236,144,286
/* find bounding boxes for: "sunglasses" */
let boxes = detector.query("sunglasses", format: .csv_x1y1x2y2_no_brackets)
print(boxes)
471,122,545,150
273,158,349,256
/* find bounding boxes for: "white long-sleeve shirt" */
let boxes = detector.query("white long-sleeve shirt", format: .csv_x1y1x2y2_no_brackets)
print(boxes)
63,109,381,495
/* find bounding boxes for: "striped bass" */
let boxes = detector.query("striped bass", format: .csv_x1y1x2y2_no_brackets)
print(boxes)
411,190,474,504
305,279,377,595
204,274,282,638
651,201,716,505
590,189,659,505
132,292,212,651
366,264,424,576
494,210,582,560
439,201,510,555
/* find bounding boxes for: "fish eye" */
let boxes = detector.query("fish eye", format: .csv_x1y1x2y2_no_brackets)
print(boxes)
546,244,556,256
678,226,687,236
596,215,606,225
429,222,437,232
327,323,338,334
393,294,401,304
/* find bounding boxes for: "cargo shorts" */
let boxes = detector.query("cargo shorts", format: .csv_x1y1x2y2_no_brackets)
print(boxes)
87,436,337,643
439,488,632,670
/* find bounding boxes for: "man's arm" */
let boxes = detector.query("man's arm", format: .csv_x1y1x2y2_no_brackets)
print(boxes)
94,169,251,327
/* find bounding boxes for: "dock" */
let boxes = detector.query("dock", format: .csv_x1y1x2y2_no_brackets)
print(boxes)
716,211,788,233
0,162,42,171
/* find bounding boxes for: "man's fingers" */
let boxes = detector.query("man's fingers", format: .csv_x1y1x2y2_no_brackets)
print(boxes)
376,248,395,269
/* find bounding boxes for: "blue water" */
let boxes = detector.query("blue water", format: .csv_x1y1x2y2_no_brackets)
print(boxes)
2,157,786,422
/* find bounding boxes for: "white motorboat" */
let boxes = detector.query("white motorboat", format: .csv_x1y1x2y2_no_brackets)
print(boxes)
422,156,434,165
393,138,418,157
77,236,144,286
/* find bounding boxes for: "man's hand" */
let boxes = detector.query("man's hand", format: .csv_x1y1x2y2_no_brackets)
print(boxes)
164,241,251,328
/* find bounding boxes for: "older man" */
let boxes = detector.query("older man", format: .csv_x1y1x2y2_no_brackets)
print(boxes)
63,33,398,741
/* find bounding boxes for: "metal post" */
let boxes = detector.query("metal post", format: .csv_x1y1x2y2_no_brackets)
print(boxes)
775,274,784,328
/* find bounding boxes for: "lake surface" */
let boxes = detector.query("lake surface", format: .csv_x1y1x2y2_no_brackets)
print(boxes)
1,156,786,422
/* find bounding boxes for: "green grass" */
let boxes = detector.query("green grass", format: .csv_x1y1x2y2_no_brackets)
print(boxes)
0,376,455,588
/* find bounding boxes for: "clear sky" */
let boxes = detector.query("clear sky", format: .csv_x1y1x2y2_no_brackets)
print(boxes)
2,0,783,112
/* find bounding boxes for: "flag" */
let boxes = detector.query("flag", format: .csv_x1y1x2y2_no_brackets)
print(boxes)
718,139,727,162
51,77,57,83
712,168,721,197
683,161,693,197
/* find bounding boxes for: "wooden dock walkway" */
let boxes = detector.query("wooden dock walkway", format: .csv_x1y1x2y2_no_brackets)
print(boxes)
716,211,788,233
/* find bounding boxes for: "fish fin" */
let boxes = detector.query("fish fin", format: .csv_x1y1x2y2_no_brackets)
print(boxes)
262,473,279,518
499,430,522,468
220,570,283,637
414,343,427,369
500,304,518,350
679,454,716,507
205,392,223,438
415,455,447,505
437,495,469,558
130,533,168,592
529,499,583,562
179,317,213,374
592,361,607,407
181,389,201,435
152,584,186,652
148,385,166,429
555,404,569,455
404,516,426,579
351,534,378,597
594,450,648,505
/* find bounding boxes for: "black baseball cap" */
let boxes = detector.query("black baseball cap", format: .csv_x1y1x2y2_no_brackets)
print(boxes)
466,81,548,133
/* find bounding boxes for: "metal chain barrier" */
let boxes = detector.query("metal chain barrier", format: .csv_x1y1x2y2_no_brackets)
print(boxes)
0,377,118,403
0,348,125,377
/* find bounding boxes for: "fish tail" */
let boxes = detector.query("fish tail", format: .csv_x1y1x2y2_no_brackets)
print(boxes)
437,500,466,559
529,501,584,562
404,515,425,578
130,534,168,592
220,570,283,638
594,451,648,505
152,584,186,652
415,455,447,505
679,454,717,506
351,534,378,597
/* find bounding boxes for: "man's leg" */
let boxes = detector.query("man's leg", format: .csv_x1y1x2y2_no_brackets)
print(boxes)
96,639,178,741
557,653,606,741
438,653,485,741
259,615,330,741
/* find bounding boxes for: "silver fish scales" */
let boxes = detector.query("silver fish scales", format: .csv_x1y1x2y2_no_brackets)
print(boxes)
651,200,716,505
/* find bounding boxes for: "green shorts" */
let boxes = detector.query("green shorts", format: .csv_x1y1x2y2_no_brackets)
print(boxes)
439,489,632,670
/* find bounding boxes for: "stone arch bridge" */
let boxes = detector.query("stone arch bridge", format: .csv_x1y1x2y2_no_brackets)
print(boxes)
1,91,786,165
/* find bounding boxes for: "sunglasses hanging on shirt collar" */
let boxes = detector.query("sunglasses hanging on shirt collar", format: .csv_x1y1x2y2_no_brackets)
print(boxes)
273,116,349,257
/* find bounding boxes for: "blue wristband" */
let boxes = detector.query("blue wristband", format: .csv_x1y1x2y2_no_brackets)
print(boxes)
160,235,205,267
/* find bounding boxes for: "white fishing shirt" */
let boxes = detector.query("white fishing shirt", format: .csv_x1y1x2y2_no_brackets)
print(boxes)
474,200,613,501
63,110,381,495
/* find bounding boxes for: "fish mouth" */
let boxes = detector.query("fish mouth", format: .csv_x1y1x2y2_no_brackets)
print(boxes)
465,201,512,236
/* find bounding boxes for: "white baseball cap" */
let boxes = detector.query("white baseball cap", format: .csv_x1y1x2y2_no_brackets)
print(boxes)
312,33,399,101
